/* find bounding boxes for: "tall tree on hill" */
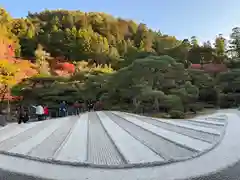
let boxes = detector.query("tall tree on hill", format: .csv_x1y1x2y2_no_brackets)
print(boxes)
0,60,18,111
190,36,199,47
229,27,240,57
0,7,236,73
203,41,212,48
188,46,214,65
134,23,153,52
214,34,226,63
34,44,51,74
0,8,11,25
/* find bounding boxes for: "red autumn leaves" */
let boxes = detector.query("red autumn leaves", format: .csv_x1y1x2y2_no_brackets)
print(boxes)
55,62,75,73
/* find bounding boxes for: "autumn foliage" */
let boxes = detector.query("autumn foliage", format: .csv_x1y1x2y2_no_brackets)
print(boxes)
0,59,38,100
56,62,75,73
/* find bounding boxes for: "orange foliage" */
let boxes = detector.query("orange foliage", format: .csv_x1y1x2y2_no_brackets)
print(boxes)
55,62,75,73
0,59,38,100
0,35,15,59
13,60,38,81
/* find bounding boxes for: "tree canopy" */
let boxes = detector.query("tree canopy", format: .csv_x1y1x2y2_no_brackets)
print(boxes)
0,8,233,66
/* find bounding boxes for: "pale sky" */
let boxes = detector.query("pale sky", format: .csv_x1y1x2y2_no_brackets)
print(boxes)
1,0,240,42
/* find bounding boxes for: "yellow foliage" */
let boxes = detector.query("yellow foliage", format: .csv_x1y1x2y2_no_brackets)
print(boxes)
0,59,38,88
75,61,114,74
0,60,18,87
75,61,89,71
93,64,114,73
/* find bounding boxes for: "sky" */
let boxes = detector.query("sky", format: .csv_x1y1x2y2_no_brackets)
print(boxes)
1,0,240,43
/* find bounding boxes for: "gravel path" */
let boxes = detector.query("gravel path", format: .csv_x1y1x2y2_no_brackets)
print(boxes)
8,119,65,155
0,123,38,143
87,112,124,165
97,111,163,164
106,112,196,160
54,114,88,162
114,112,212,152
29,118,77,159
125,112,224,142
136,117,221,143
0,120,53,151
1,161,240,180
189,160,240,180
178,120,225,131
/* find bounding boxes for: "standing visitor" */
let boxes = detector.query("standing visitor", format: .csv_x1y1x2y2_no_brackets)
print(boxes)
87,100,94,112
32,104,44,121
73,101,80,115
23,110,30,123
18,106,25,124
59,101,67,117
43,105,49,119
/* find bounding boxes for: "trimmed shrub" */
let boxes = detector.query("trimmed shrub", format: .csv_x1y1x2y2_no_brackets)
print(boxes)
169,110,185,119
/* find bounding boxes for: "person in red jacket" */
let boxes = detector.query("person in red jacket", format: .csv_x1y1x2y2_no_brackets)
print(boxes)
43,105,49,120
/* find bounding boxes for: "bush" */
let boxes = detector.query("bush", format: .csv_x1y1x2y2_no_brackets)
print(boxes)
164,95,184,112
169,110,185,119
219,93,240,108
189,103,204,112
203,103,216,109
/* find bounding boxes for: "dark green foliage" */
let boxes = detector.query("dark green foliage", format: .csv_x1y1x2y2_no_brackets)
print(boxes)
217,69,240,107
188,69,218,104
169,110,185,119
12,53,240,118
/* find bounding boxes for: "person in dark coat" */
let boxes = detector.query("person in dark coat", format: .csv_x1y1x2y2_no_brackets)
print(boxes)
23,111,30,123
59,101,67,117
87,100,94,112
18,106,25,124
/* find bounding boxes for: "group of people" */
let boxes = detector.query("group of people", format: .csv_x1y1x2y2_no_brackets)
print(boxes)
18,104,49,124
60,100,103,117
32,104,49,121
17,100,103,124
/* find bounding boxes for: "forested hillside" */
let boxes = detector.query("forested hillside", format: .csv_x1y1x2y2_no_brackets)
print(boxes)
0,7,240,118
